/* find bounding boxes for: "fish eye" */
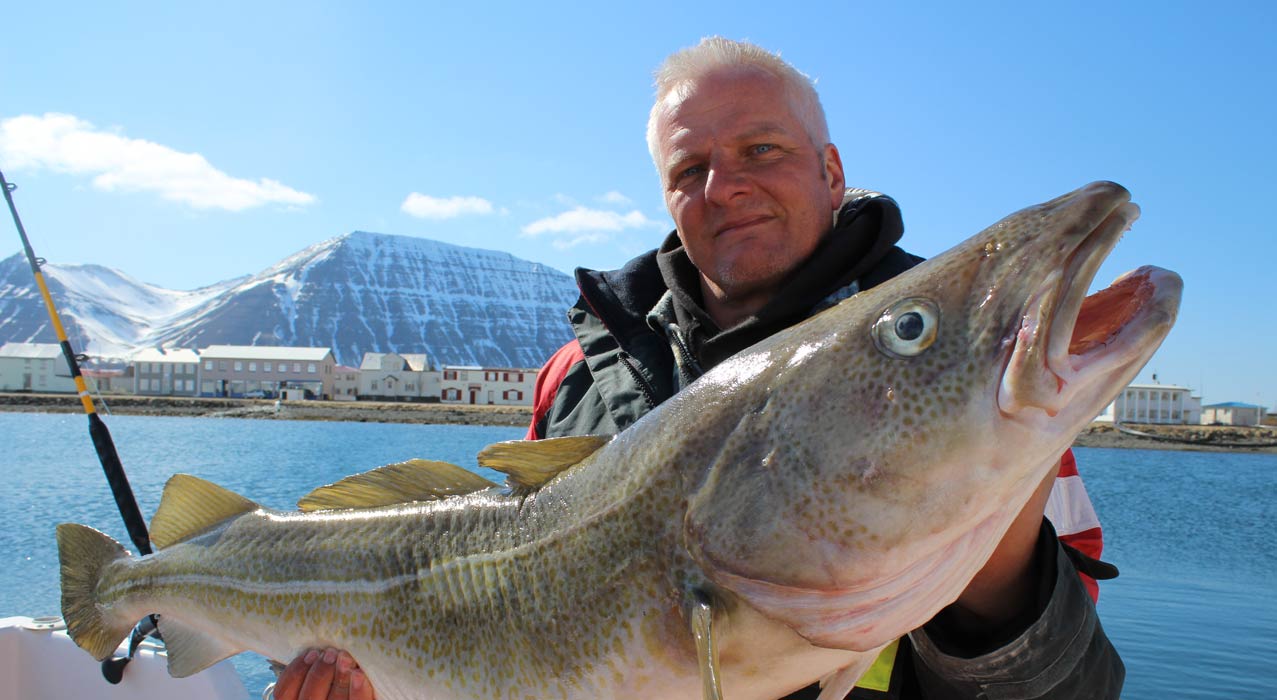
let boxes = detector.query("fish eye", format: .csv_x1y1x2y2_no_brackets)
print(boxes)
873,298,940,358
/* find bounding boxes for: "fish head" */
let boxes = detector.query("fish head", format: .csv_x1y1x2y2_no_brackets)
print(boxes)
681,181,1181,649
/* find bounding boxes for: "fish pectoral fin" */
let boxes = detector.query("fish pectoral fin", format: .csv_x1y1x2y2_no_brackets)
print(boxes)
150,474,260,549
298,459,499,511
688,590,723,700
155,616,244,677
477,435,610,490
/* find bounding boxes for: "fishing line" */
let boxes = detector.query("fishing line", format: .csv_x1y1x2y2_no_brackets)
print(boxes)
0,168,153,556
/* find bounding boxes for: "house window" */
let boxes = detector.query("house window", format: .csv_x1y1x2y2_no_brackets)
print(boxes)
219,361,228,371
371,380,379,390
234,361,243,372
503,390,523,401
444,370,457,380
308,363,317,374
249,362,257,372
293,363,302,373
264,362,272,372
139,378,150,391
204,360,213,371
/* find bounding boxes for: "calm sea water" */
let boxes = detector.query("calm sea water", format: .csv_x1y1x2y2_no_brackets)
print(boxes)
1,412,1273,698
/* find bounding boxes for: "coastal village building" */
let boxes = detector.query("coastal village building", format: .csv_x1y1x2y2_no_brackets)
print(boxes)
0,342,76,393
1202,402,1268,427
199,345,336,400
131,348,201,396
1093,383,1202,425
358,352,439,401
440,365,537,406
83,367,131,394
333,365,359,401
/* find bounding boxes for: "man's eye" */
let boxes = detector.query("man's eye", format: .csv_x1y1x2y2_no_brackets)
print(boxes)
679,165,704,179
751,144,776,155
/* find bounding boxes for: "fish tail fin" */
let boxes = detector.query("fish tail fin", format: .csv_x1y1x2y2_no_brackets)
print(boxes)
56,523,135,660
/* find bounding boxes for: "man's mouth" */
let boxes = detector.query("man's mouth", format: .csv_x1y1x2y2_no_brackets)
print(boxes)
716,214,774,238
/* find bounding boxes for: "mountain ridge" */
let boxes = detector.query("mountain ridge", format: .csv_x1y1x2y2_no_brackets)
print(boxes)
0,231,580,368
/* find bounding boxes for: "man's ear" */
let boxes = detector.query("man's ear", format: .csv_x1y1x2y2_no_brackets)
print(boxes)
823,143,846,210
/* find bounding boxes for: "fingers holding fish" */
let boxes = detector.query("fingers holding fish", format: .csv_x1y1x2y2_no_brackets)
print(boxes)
275,648,375,700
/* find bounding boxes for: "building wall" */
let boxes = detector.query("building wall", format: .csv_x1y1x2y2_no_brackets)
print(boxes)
0,355,76,393
357,353,438,401
1094,385,1199,424
333,369,359,401
439,367,537,406
1203,405,1266,426
359,370,440,400
84,370,131,394
133,360,201,396
200,353,336,399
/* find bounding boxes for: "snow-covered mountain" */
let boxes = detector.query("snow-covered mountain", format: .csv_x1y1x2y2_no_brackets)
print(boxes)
0,231,581,368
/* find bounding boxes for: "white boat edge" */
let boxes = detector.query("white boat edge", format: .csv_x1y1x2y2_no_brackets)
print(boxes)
0,615,248,700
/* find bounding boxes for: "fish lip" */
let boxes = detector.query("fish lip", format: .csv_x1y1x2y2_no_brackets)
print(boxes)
1045,199,1140,374
997,183,1180,419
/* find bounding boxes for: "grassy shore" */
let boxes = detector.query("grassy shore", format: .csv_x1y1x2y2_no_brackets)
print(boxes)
3,392,1274,452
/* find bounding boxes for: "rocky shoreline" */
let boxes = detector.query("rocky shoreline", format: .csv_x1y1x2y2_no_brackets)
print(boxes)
3,393,1274,452
0,393,533,427
1072,422,1277,453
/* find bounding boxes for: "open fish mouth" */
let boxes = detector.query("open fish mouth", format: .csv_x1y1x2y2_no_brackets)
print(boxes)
998,183,1183,419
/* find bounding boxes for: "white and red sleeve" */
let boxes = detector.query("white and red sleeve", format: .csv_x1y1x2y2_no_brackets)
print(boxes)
1044,448,1104,602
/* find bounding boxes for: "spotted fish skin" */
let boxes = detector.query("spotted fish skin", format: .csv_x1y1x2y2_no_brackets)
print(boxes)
58,181,1180,700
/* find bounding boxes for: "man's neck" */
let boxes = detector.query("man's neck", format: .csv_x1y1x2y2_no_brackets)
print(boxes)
701,278,773,330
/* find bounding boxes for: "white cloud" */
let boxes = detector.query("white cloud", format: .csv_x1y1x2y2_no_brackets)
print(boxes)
597,190,633,206
0,113,316,211
400,193,496,219
523,207,655,235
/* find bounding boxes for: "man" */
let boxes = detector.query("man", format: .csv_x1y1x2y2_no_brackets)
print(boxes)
278,37,1122,699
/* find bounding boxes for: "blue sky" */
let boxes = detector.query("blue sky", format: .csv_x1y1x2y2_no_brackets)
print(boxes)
1,2,1273,408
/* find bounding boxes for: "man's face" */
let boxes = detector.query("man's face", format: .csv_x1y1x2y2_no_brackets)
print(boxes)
654,68,845,308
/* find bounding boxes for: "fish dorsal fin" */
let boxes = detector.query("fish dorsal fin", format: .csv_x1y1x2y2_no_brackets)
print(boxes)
297,459,498,512
150,474,259,549
476,435,609,490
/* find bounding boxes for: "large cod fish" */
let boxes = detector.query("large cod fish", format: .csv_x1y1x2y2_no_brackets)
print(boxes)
58,181,1180,699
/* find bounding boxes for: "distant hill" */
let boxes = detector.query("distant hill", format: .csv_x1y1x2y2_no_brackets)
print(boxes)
0,231,580,368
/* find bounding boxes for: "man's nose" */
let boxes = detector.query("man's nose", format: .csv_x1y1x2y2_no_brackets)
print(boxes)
703,160,752,205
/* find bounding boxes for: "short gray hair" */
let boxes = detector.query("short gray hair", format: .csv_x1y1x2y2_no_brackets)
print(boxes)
646,37,830,171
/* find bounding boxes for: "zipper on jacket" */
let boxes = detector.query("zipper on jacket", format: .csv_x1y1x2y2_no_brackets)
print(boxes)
663,321,704,387
617,351,659,410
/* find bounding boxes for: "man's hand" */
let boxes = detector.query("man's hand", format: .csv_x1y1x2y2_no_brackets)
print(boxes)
948,457,1059,630
273,648,375,700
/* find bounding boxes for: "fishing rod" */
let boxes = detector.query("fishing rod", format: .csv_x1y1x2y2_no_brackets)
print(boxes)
0,168,153,557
